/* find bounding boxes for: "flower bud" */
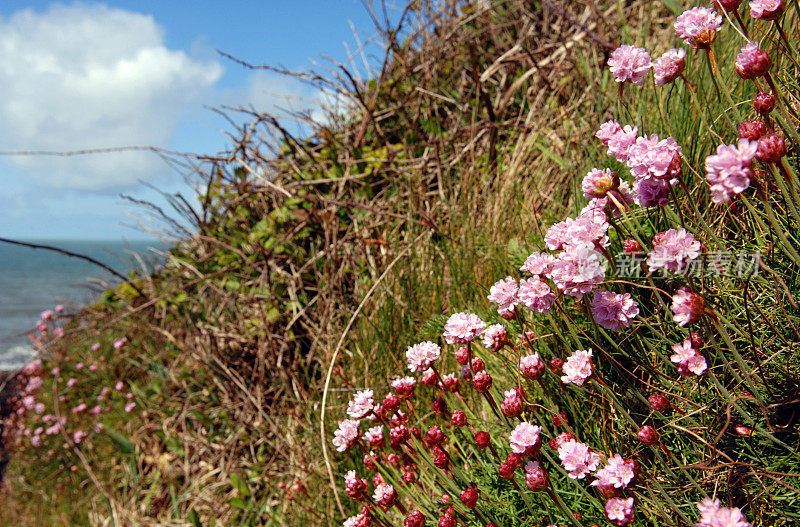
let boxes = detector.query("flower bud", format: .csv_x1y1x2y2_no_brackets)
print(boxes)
735,42,771,79
737,120,768,141
648,393,671,413
714,0,742,11
549,432,577,450
390,425,409,447
623,238,643,254
383,393,400,412
506,452,523,469
426,425,446,446
420,369,438,387
472,371,493,393
498,461,516,480
519,354,545,380
549,357,564,373
451,411,467,428
455,347,469,365
386,453,401,466
364,453,377,470
637,425,659,446
432,448,450,469
432,398,448,419
459,487,479,509
402,469,416,484
754,91,776,115
404,511,425,527
438,514,456,527
524,461,549,492
689,332,704,349
471,357,485,372
553,412,568,427
475,431,490,448
756,134,787,163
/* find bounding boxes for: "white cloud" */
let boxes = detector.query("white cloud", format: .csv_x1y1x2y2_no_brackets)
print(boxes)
0,4,222,190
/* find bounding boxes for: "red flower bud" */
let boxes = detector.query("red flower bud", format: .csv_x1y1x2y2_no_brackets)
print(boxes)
459,487,479,509
754,91,776,115
714,0,742,11
553,412,568,427
455,347,469,365
498,461,516,479
472,371,493,393
623,238,643,254
648,393,671,413
451,410,467,428
637,425,659,446
524,463,549,492
433,448,450,469
471,357,485,372
383,393,400,412
437,514,456,527
737,120,768,141
404,511,425,527
756,134,787,163
506,452,523,469
426,425,446,446
549,357,564,373
475,431,490,448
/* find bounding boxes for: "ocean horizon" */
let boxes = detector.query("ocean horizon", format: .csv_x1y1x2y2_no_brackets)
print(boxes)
0,238,166,369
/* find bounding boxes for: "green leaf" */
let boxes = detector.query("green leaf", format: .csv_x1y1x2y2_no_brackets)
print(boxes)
103,426,135,454
188,509,202,527
230,472,251,497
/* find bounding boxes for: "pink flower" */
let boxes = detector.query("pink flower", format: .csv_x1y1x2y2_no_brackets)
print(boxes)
674,7,722,48
30,435,42,447
520,251,556,276
672,287,706,326
607,45,651,85
696,497,751,527
549,244,606,298
653,48,686,86
443,313,486,344
75,363,84,370
545,214,609,252
347,389,375,419
500,387,524,418
590,290,639,331
373,483,396,507
115,381,124,391
561,349,593,386
705,138,758,203
54,328,65,338
582,168,618,199
73,430,87,444
363,425,384,447
647,228,701,273
671,338,708,376
487,276,519,318
26,376,43,393
606,497,635,525
332,419,361,452
40,310,54,321
36,321,48,332
592,454,635,489
582,181,634,218
55,304,64,313
72,403,87,414
23,359,42,375
735,42,771,79
89,363,98,372
596,120,622,145
391,376,416,398
406,341,441,372
749,0,784,20
34,403,45,414
91,405,102,415
633,176,672,207
91,342,101,351
558,439,601,479
124,402,136,412
67,378,77,387
607,125,639,162
482,324,508,351
113,337,128,350
509,422,542,454
626,134,682,181
518,277,556,313
519,353,545,379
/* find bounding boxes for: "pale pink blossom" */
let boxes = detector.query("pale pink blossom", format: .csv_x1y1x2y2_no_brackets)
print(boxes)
55,304,64,313
590,290,639,331
487,276,519,318
332,419,361,452
582,168,618,199
91,342,101,351
25,376,43,393
23,360,42,375
518,277,556,313
67,378,77,387
549,244,606,298
633,176,672,207
520,251,556,276
606,497,635,525
592,454,635,489
115,381,124,391
545,214,609,252
347,389,375,418
696,497,751,527
647,228,701,273
89,363,99,372
73,430,87,444
509,422,542,454
735,42,771,79
443,313,486,344
54,328,65,338
406,341,441,372
607,45,651,85
653,48,686,86
372,483,396,507
674,7,722,48
596,120,622,145
671,338,708,376
749,0,784,20
561,349,594,386
672,288,705,326
113,337,128,350
72,403,87,414
34,403,45,414
558,439,601,479
519,353,545,379
705,139,758,203
124,402,136,412
606,125,639,162
363,425,384,445
626,134,682,181
40,310,54,321
482,324,508,351
75,363,84,370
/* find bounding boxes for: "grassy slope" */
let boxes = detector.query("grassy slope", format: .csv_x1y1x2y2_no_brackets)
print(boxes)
0,1,679,525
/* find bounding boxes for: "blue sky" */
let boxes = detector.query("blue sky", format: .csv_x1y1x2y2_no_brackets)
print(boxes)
0,1,386,240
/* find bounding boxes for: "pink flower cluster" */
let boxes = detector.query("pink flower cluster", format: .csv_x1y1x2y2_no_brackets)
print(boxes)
592,454,635,490
561,349,593,386
653,48,686,86
406,341,441,372
332,419,360,452
607,45,651,85
647,228,701,273
487,276,519,318
590,290,639,331
674,7,722,48
696,498,751,527
508,422,542,454
705,139,758,203
749,0,784,20
558,439,601,479
442,313,486,344
670,338,708,377
672,288,705,326
347,389,375,418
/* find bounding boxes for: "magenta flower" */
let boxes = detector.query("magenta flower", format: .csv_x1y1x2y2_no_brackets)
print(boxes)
67,378,77,388
124,402,136,412
606,497,635,526
558,439,601,479
91,342,101,351
626,134,682,181
509,422,542,454
482,324,508,351
647,228,701,273
332,419,361,452
391,376,416,398
549,244,607,298
653,48,686,86
582,168,618,199
73,430,87,444
590,290,639,331
561,349,593,386
347,389,375,419
520,251,556,276
749,0,784,20
519,353,545,380
696,497,751,527
735,42,771,79
607,45,652,85
596,120,622,145
518,277,556,313
487,276,519,318
406,341,441,372
113,337,128,350
363,425,384,448
343,470,368,500
674,7,722,48
443,313,486,344
372,483,396,507
500,388,524,418
671,338,708,376
592,454,636,489
40,309,54,321
672,288,706,326
705,138,758,202
545,214,609,252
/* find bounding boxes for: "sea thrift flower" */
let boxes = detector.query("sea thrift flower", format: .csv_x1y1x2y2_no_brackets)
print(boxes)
633,176,672,207
115,381,124,391
647,228,701,273
519,353,545,380
592,454,636,490
332,419,360,452
54,328,65,337
590,290,639,331
549,244,607,298
26,376,43,392
347,390,375,418
124,402,136,412
696,498,751,527
706,139,758,202
91,342,101,351
364,426,385,448
487,277,519,318
500,387,524,418
73,430,87,444
509,422,542,455
607,45,651,85
459,487,479,509
443,313,486,344
653,48,686,86
89,363,98,372
756,134,787,163
472,371,493,393
637,425,659,445
736,42,771,79
545,213,609,252
72,403,87,414
404,511,425,527
674,7,722,48
561,349,593,386
482,324,509,351
626,134,682,181
754,91,776,114
441,373,459,392
596,120,622,145
671,339,708,376
582,168,618,199
672,288,705,326
67,378,77,387
558,439,601,479
749,0,784,20
517,277,556,313
606,497,636,526
451,410,467,427
606,125,639,162
391,377,416,399
373,483,396,507
520,251,556,276
40,309,54,321
737,120,768,141
390,425,410,446
113,337,128,350
524,460,549,491
75,363,84,370
649,393,671,412
406,341,441,372
425,425,446,446
344,470,368,500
